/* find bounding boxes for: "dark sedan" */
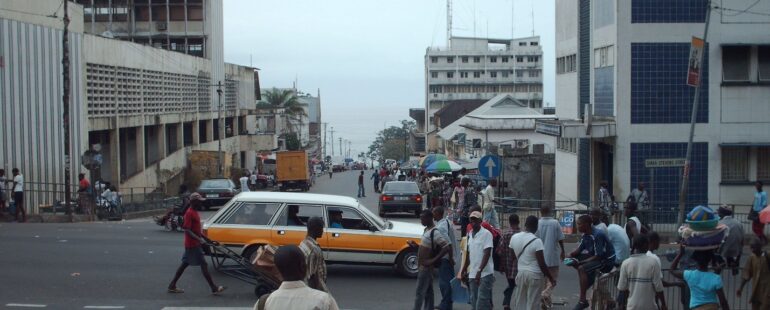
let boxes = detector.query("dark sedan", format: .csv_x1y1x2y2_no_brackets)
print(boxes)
378,181,423,217
197,179,238,210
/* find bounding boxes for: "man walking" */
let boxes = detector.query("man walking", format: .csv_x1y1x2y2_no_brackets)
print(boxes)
433,206,456,310
510,216,556,310
536,206,565,309
459,211,495,310
597,181,611,215
357,171,366,198
240,171,250,192
718,206,744,273
617,234,666,310
371,170,381,193
167,193,226,295
299,217,328,292
255,245,339,310
409,209,451,310
627,183,650,223
481,180,499,228
737,239,770,310
11,168,25,222
78,173,94,219
499,214,520,310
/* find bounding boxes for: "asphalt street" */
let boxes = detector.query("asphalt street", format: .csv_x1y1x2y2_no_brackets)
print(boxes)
0,170,584,310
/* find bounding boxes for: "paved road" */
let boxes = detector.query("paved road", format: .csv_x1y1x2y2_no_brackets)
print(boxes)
0,170,583,309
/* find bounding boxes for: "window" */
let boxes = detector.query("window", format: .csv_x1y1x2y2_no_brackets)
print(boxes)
430,85,442,93
275,204,324,227
759,147,770,180
473,71,481,78
187,6,203,20
516,56,524,63
758,46,770,81
516,70,524,78
460,72,468,78
502,71,509,78
447,72,454,78
328,207,370,230
530,42,539,46
462,56,469,63
502,57,509,63
594,46,614,68
447,56,454,63
431,72,438,78
529,70,541,78
567,55,577,72
557,138,577,153
490,72,497,78
474,57,481,63
721,148,749,182
490,56,497,63
222,203,281,225
722,46,750,81
519,42,527,46
431,57,438,63
527,56,540,63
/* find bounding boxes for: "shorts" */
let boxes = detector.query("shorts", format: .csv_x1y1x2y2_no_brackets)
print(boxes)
13,192,23,204
182,247,206,266
577,256,613,287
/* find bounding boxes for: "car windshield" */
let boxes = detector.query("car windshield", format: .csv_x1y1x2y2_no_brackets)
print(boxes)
383,182,419,193
199,180,231,189
357,203,387,229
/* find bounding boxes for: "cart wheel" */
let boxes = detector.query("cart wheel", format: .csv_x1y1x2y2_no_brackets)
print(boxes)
254,284,272,297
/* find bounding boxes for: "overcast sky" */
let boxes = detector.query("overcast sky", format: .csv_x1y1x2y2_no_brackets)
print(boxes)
223,0,555,157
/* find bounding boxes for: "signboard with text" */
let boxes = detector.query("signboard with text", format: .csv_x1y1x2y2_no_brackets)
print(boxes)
645,158,686,168
687,37,704,87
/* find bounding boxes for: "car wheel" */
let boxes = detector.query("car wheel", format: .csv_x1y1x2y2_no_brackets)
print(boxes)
395,249,419,278
241,244,263,264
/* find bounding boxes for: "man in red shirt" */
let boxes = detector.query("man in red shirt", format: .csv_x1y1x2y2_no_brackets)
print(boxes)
77,173,94,219
167,192,226,295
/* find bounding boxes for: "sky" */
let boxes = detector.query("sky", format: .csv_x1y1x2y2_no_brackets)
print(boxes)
223,0,555,158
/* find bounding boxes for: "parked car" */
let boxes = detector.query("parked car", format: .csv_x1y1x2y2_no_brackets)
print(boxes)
197,178,239,210
332,164,344,172
202,192,424,277
378,181,423,217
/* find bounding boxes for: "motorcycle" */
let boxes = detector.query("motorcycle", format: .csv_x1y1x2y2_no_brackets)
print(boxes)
95,195,122,221
154,202,185,232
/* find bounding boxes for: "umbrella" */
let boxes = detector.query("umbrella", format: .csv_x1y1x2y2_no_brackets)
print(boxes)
425,159,463,173
760,206,770,224
420,154,447,168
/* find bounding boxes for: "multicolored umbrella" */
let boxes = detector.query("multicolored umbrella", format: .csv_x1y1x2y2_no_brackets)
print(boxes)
419,154,447,168
425,159,462,173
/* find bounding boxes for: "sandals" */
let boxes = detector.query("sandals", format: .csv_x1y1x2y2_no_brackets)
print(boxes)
167,287,184,293
212,286,227,296
572,300,589,310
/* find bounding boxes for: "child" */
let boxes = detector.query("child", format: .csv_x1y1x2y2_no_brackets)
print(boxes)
670,245,729,310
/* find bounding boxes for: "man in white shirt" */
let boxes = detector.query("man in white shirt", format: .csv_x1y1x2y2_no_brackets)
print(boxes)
239,172,250,192
254,245,339,310
510,216,556,310
481,180,499,228
536,206,565,309
12,168,25,222
617,234,666,310
458,211,494,310
249,171,258,191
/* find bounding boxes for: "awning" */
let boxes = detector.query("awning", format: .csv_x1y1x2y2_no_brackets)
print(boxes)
719,142,770,147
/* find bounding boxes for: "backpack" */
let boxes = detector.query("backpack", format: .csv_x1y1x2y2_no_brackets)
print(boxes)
491,228,503,272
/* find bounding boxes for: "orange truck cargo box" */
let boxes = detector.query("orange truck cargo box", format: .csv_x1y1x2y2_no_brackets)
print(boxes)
276,151,310,182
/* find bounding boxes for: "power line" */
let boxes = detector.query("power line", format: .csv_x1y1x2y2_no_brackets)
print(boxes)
717,0,761,16
712,5,770,17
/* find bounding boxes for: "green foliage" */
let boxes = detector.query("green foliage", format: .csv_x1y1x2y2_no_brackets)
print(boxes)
285,133,301,151
367,120,415,163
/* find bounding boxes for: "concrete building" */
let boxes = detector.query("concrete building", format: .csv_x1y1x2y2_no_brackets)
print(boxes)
256,88,323,158
1,0,270,212
424,36,544,152
548,0,770,212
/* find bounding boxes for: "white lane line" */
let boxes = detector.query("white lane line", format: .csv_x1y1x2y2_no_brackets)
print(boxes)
84,306,125,309
5,304,47,308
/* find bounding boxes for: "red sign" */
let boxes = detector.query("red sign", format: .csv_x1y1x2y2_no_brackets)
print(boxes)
687,37,705,87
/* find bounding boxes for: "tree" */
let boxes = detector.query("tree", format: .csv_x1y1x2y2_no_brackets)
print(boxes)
261,88,307,135
285,132,301,151
367,120,415,163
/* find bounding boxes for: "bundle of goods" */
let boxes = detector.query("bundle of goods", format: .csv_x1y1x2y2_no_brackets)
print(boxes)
678,205,727,250
251,244,283,282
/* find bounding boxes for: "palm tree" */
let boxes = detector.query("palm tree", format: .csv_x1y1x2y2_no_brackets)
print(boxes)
262,88,308,148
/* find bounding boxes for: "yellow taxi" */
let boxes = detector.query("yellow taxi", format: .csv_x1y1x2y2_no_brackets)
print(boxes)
202,192,424,277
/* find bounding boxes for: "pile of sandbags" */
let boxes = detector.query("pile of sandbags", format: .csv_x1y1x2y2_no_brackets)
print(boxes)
678,205,727,250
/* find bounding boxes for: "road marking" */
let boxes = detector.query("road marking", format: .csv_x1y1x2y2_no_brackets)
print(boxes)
6,304,47,308
84,306,125,309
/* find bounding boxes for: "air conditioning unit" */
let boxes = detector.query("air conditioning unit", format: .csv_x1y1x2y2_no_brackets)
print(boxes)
515,139,529,149
156,22,167,31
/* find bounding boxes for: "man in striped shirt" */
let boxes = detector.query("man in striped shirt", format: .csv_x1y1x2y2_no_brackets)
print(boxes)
617,234,666,310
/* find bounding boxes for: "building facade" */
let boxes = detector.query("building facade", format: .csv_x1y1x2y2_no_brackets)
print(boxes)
551,0,770,211
424,36,544,152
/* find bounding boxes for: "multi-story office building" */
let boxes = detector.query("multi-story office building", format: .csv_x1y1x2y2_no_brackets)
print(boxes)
424,36,544,152
547,0,770,211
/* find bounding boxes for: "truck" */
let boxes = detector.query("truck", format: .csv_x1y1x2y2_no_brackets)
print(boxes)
275,151,311,192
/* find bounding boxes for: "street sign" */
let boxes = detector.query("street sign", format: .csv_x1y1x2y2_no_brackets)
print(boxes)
644,158,686,168
478,155,501,179
687,36,704,87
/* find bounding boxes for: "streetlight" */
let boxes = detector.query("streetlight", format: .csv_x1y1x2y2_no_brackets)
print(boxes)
216,81,224,177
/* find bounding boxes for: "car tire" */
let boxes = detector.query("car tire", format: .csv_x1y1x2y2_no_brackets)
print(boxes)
395,249,419,278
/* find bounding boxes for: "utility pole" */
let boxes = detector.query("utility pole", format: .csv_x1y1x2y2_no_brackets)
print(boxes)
216,81,223,177
62,0,72,221
678,4,712,227
339,137,343,157
323,123,328,159
330,127,335,156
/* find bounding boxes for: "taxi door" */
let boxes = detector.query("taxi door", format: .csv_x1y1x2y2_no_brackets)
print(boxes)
270,203,329,257
325,205,383,263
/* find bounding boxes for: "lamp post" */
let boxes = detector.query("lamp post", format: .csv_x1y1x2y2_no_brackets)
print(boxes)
216,81,223,177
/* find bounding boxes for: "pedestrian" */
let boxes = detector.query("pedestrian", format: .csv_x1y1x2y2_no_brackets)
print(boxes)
589,207,608,235
509,215,556,310
606,222,630,265
250,170,258,190
76,172,94,219
409,209,451,310
481,179,499,228
617,234,666,310
254,245,340,310
357,171,366,198
299,217,328,292
240,171,250,192
751,181,768,244
737,239,770,310
497,214,520,310
458,211,495,310
371,170,380,193
567,215,616,310
670,246,730,310
451,180,466,225
167,193,226,295
644,231,670,307
626,182,650,223
536,206,565,309
9,168,24,222
718,206,744,273
433,206,457,310
0,169,7,213
458,168,467,181
597,181,611,215
624,203,647,246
